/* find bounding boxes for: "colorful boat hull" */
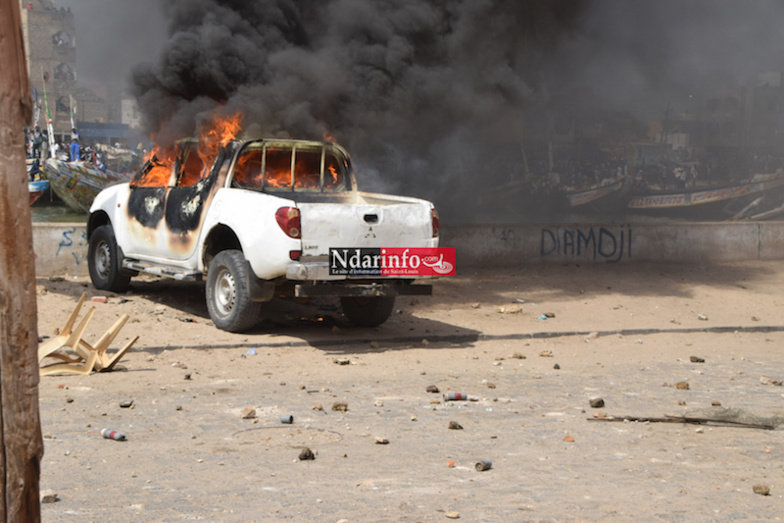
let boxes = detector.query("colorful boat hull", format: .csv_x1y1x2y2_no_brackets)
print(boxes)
43,159,131,213
627,174,784,217
28,179,50,205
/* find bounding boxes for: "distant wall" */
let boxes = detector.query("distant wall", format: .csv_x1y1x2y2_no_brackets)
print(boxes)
32,222,784,277
443,222,784,266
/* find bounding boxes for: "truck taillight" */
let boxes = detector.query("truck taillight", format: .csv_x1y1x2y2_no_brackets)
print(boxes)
431,208,440,238
276,207,301,239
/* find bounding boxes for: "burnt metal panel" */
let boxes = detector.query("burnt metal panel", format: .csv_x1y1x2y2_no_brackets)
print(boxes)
127,187,166,228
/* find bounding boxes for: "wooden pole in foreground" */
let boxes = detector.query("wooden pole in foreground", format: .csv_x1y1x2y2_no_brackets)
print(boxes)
0,0,44,520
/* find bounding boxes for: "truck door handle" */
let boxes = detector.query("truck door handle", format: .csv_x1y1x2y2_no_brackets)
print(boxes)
363,213,379,224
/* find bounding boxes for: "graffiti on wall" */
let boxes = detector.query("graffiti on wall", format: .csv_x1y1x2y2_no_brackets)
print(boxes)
541,224,632,263
55,227,88,265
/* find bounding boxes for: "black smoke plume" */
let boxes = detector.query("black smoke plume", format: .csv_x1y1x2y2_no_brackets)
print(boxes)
131,0,586,220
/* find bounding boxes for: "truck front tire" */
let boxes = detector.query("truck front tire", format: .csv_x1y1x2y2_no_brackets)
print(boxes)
206,250,261,332
88,224,131,292
340,296,396,327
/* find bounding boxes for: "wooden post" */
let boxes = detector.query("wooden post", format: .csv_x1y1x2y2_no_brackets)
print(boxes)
0,0,44,521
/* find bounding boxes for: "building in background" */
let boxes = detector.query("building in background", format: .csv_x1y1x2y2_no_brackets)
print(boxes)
19,0,142,148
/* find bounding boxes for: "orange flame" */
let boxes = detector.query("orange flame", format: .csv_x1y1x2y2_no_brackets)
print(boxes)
133,112,243,188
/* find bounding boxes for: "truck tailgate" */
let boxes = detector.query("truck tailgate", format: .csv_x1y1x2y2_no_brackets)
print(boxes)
299,200,433,255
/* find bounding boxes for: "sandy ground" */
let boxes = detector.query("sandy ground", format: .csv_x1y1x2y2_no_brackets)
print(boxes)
34,261,784,522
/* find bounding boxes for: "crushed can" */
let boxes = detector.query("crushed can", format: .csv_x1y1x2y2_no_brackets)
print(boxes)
444,392,468,401
475,459,492,471
101,428,126,441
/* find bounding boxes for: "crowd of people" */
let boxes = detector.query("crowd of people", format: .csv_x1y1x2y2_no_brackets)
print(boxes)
24,126,109,178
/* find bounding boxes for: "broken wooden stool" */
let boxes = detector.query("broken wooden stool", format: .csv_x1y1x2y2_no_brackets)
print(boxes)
38,293,138,376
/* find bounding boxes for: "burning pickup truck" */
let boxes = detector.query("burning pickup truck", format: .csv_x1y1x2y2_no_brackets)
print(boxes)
87,136,450,332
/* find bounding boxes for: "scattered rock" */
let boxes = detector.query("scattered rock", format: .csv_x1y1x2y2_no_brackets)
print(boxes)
543,312,555,318
697,314,708,321
312,404,324,411
40,490,59,504
539,350,553,358
563,435,575,443
421,338,430,346
333,357,351,365
241,407,256,419
119,399,134,409
332,402,348,412
374,400,384,407
711,401,722,407
470,302,480,309
298,448,315,461
689,355,705,363
510,352,526,360
486,382,496,389
753,485,771,496
498,306,522,314
374,437,389,445
589,397,605,408
426,385,440,393
369,341,379,349
760,375,783,386
553,363,560,370
585,331,600,342
445,511,460,519
751,316,760,322
675,381,690,390
448,421,463,430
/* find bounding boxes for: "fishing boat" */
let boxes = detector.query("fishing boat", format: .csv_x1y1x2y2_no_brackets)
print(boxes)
28,179,50,205
627,172,784,219
563,176,630,211
43,159,132,213
26,158,50,205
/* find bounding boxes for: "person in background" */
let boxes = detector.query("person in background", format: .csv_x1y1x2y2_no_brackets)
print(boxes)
41,130,49,160
70,135,80,162
32,126,43,159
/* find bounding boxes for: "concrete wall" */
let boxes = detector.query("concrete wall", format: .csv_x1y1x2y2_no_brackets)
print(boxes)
442,222,784,266
34,223,88,278
32,221,784,277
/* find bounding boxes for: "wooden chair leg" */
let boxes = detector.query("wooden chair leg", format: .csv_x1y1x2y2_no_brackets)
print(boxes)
38,306,95,363
39,347,98,376
99,335,139,372
80,314,130,370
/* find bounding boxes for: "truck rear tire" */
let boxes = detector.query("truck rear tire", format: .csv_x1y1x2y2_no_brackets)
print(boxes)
340,296,396,327
206,250,261,332
88,224,131,292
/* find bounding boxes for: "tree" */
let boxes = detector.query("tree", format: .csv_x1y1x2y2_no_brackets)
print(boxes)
0,0,44,520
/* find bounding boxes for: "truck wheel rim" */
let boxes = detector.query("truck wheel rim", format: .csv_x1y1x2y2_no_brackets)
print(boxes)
215,268,235,316
95,242,111,279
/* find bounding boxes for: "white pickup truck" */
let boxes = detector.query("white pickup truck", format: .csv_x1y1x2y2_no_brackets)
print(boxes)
87,139,443,332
